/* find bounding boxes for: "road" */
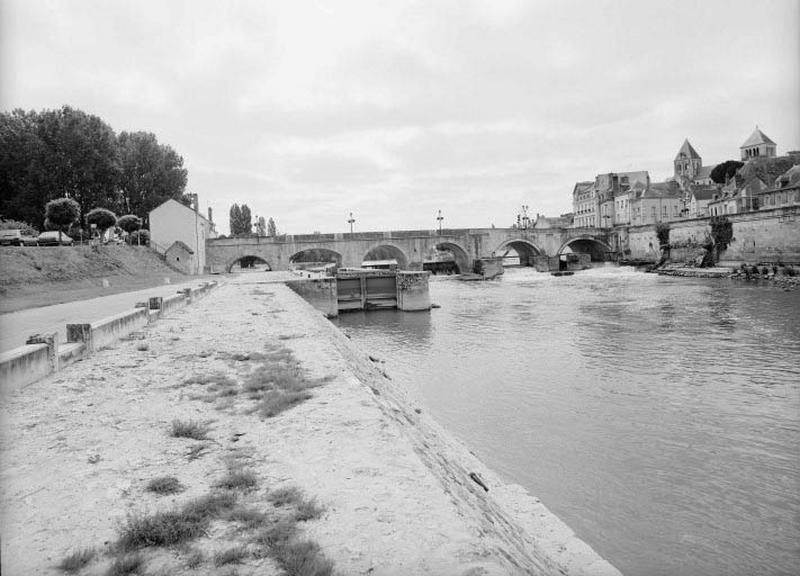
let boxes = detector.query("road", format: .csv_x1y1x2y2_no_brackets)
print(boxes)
0,279,211,353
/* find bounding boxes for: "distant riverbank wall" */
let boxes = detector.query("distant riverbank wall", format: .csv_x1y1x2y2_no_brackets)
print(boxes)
620,206,800,265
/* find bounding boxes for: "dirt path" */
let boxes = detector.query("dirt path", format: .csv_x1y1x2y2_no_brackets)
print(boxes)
0,274,620,576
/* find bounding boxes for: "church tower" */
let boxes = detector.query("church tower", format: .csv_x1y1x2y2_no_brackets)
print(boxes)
740,126,776,160
674,139,703,180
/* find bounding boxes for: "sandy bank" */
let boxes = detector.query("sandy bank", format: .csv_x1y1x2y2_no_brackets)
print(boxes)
0,274,620,575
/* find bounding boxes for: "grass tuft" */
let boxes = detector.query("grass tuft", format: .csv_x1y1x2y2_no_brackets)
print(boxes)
145,476,185,495
58,548,96,572
105,553,144,576
116,492,237,551
267,486,303,507
253,518,298,549
184,548,204,568
225,507,270,530
213,546,249,566
214,469,258,491
271,539,335,576
169,419,209,440
294,497,325,522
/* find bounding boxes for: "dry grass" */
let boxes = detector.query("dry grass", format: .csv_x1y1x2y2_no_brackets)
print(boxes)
169,419,209,440
213,546,249,566
58,547,96,572
268,487,324,521
225,507,271,530
185,442,210,461
105,553,144,576
145,476,185,495
115,492,237,551
268,486,303,507
214,469,258,491
184,548,204,569
271,539,335,576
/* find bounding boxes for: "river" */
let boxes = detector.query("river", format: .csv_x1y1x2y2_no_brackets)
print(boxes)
334,266,800,576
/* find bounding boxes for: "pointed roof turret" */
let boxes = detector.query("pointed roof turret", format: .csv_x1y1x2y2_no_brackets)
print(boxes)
675,139,701,161
740,126,776,149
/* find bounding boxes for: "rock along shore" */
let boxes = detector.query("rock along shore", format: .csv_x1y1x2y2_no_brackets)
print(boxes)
0,273,621,576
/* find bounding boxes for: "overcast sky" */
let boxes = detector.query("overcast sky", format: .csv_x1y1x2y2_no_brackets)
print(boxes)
2,0,798,235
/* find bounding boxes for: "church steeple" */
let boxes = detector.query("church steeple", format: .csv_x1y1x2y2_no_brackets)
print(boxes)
674,139,702,179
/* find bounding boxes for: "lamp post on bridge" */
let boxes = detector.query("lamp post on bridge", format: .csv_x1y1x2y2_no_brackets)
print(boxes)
347,212,355,234
437,209,443,235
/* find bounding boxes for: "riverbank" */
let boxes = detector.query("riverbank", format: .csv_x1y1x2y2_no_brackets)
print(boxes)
0,245,195,313
0,273,620,576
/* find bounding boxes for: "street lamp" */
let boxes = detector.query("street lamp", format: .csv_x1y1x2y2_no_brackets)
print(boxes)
347,212,355,234
436,209,443,234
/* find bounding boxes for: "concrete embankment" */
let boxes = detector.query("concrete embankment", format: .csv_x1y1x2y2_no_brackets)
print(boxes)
0,275,621,576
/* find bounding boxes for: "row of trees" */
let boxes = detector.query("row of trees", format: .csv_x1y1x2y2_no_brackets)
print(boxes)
0,106,189,230
43,197,148,244
229,203,276,237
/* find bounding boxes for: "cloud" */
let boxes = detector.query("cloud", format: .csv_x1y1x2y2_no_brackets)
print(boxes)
2,0,798,235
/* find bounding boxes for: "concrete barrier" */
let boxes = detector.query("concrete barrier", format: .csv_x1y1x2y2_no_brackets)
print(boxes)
67,307,149,352
161,293,187,315
1,281,220,393
0,343,53,395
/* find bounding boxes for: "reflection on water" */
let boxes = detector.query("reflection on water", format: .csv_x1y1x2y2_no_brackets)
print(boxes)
335,267,800,576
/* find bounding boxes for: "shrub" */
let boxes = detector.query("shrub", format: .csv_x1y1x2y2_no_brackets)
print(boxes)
0,218,38,236
105,553,144,576
655,222,670,248
271,539,334,576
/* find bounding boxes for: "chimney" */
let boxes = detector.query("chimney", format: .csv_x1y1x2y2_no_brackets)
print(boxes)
207,207,213,223
192,194,199,212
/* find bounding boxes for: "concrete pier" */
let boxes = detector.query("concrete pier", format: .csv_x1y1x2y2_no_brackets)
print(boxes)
396,271,431,311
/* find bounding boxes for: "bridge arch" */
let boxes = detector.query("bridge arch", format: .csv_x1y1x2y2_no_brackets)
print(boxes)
289,248,342,266
494,239,543,266
225,255,273,273
557,236,613,261
434,241,470,273
363,243,409,269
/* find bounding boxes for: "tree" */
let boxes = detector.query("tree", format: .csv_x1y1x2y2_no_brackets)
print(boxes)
45,197,80,242
267,217,277,237
86,207,117,239
229,203,253,236
240,204,252,235
255,216,266,236
229,204,242,235
117,214,142,235
117,131,188,218
710,160,744,184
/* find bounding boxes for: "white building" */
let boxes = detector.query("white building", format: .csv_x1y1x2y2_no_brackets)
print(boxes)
149,197,217,274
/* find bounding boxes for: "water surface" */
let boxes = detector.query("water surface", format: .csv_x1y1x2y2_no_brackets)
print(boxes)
335,267,800,576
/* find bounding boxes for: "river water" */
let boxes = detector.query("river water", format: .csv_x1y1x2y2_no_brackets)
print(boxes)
334,266,800,576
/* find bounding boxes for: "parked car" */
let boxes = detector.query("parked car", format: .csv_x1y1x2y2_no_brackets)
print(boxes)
0,229,22,246
21,235,39,246
37,231,73,246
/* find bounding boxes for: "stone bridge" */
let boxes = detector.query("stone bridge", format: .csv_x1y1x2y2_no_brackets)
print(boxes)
206,227,613,273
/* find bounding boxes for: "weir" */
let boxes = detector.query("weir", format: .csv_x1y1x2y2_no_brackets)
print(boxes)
287,269,431,317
